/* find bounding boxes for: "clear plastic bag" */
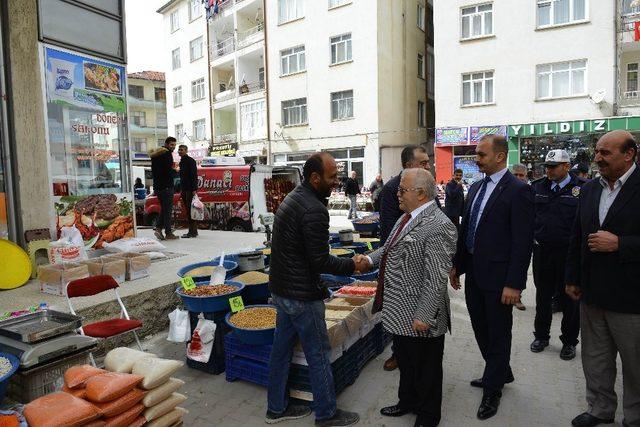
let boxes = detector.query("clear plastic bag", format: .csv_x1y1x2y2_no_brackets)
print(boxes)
190,195,205,221
167,309,191,343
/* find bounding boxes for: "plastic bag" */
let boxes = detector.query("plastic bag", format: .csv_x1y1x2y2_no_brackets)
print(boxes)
131,358,183,390
190,194,205,221
64,365,107,389
167,309,191,343
60,225,84,246
146,407,187,427
24,392,100,427
85,372,144,403
186,316,216,363
102,403,145,427
104,348,157,374
93,388,145,417
143,393,187,422
103,238,166,254
142,378,184,408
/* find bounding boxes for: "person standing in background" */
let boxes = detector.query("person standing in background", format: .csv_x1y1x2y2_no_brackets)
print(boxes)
345,171,361,220
444,169,464,226
178,145,199,239
511,163,530,311
150,137,178,241
369,174,385,212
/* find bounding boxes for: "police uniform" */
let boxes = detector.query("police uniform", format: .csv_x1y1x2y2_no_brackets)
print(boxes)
531,172,585,352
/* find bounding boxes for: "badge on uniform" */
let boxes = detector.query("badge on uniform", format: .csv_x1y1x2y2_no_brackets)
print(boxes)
572,187,580,197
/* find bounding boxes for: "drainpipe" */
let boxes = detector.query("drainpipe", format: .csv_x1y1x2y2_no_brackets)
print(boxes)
614,0,620,116
263,0,271,165
207,17,215,153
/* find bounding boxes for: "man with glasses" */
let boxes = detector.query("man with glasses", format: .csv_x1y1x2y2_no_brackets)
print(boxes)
530,150,585,361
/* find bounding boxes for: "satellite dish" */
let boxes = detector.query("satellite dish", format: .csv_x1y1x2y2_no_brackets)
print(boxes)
590,89,606,104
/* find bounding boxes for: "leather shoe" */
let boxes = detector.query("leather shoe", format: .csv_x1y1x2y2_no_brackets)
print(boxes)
383,355,398,371
380,405,413,417
560,345,576,360
571,412,614,427
477,392,501,420
530,339,549,353
470,373,514,388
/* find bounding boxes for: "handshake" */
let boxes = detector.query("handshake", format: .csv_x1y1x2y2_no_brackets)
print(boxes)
353,254,372,274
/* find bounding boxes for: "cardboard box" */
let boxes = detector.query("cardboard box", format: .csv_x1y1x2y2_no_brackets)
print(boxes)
37,263,90,296
80,257,127,284
109,252,151,281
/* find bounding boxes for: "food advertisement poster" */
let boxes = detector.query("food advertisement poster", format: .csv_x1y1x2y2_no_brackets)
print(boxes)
454,156,483,184
436,127,469,146
470,125,507,143
44,45,133,249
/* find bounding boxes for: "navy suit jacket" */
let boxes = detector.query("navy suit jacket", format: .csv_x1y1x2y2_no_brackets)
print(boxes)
454,170,534,291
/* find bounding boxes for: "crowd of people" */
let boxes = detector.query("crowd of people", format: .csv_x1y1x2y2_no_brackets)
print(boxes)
264,130,640,427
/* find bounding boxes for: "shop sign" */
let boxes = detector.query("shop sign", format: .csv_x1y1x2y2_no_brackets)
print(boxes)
436,127,469,146
470,125,507,143
454,156,483,184
210,142,238,157
508,119,611,138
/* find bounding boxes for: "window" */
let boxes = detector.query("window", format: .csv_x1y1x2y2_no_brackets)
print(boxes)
128,85,144,99
282,98,307,126
193,119,206,140
191,78,205,101
330,33,352,65
280,45,306,76
175,124,184,139
418,101,426,127
131,111,146,127
157,112,167,127
173,86,182,107
189,0,201,21
462,71,494,105
418,53,425,79
461,3,493,39
331,90,354,121
427,51,435,97
155,87,166,102
537,0,586,27
623,0,640,15
536,60,586,99
172,48,180,70
157,138,165,147
329,0,350,8
279,0,304,24
240,99,266,141
628,63,638,93
132,138,147,153
170,10,179,32
190,36,204,62
417,3,426,30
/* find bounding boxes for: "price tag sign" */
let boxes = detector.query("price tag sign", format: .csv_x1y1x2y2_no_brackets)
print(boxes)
366,242,373,251
229,296,245,313
180,276,196,291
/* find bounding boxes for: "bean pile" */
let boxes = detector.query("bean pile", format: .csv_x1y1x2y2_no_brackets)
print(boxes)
0,356,13,378
184,266,214,277
229,307,276,329
181,284,237,297
234,271,269,285
330,248,351,256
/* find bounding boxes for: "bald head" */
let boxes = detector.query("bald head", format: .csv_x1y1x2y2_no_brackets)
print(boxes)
303,152,339,197
595,130,638,183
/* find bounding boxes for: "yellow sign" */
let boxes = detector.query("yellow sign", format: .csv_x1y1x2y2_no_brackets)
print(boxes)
229,296,245,313
180,276,196,291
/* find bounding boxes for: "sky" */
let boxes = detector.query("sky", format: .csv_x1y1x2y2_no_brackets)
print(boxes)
125,0,166,73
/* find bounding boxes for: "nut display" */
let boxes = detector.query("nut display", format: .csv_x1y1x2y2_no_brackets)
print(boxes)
233,271,269,285
0,356,12,377
229,307,276,329
181,284,237,297
330,248,351,256
184,266,215,277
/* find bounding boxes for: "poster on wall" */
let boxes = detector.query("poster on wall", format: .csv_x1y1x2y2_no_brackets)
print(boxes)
436,127,469,146
454,156,483,184
470,125,507,143
44,45,133,249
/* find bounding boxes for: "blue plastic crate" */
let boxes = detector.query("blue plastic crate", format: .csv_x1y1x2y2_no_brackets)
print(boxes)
288,355,358,394
224,332,273,363
225,355,270,387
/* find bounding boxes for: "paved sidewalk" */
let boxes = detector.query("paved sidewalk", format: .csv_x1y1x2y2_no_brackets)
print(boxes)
144,270,626,427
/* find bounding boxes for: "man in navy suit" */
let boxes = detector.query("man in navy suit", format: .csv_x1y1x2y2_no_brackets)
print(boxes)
450,135,534,421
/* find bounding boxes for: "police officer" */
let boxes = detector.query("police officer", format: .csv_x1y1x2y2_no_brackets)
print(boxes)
530,149,585,361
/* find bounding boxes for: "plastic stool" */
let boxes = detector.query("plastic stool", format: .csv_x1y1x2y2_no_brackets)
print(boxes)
24,229,52,279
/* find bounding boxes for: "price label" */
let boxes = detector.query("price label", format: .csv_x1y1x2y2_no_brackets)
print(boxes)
229,296,245,313
180,276,196,291
366,242,373,251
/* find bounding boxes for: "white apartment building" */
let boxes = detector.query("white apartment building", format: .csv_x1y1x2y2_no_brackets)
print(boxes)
158,0,211,158
434,0,640,182
264,0,429,185
209,0,267,163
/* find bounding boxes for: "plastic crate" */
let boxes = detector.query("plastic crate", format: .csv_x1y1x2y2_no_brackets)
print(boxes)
225,355,269,387
224,333,272,363
288,355,357,395
7,349,91,403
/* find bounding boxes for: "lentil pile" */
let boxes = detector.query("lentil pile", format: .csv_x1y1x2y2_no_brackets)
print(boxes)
184,266,214,277
233,271,269,285
0,356,13,377
181,284,237,297
229,307,276,329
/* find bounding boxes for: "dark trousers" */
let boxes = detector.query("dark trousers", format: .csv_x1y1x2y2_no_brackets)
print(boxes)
394,334,445,426
181,191,198,236
532,244,579,345
464,256,514,393
156,187,174,235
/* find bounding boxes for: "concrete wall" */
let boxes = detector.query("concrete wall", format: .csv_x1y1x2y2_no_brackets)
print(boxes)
6,0,51,238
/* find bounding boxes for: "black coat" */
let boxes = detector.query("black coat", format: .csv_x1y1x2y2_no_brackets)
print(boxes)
150,147,175,191
268,182,355,301
444,179,464,221
566,165,640,314
179,155,198,192
344,178,360,196
454,171,534,291
532,175,585,246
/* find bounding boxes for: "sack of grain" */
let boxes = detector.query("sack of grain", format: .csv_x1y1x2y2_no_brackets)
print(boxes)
146,407,188,427
142,378,185,408
85,373,144,403
104,347,157,374
143,393,187,422
132,358,183,390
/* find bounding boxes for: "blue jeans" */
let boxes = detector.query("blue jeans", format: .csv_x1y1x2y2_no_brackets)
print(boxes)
267,294,336,420
348,195,358,219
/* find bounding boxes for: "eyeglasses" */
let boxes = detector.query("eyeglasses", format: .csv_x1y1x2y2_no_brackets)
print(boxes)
397,186,425,195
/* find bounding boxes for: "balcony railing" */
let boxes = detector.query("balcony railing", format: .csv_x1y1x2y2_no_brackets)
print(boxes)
211,36,235,59
214,84,237,103
624,90,639,100
238,80,265,96
214,133,237,144
237,23,264,48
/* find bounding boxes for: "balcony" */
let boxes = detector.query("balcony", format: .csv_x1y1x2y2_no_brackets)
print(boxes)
129,123,168,135
238,80,265,96
214,133,237,144
214,84,237,104
237,23,264,49
211,36,235,59
128,97,166,109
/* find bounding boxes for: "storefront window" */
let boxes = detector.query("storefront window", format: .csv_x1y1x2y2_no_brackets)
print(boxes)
324,147,365,186
520,134,596,179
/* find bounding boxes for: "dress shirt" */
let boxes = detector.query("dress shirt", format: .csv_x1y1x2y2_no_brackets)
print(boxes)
470,167,509,229
599,163,637,225
551,173,572,191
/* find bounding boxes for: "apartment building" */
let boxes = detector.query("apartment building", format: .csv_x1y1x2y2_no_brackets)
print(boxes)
434,0,640,182
158,0,211,158
127,71,168,164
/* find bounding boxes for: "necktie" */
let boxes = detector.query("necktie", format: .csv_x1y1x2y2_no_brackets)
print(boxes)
552,184,559,193
372,213,412,313
465,177,491,252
